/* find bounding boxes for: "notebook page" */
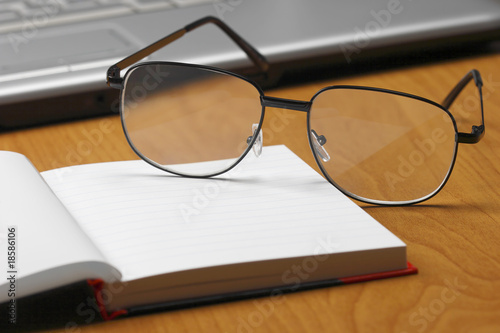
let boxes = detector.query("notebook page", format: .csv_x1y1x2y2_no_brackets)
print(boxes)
0,151,118,302
42,145,405,282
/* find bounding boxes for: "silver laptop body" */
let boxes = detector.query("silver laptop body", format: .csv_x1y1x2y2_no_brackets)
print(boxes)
1,0,500,128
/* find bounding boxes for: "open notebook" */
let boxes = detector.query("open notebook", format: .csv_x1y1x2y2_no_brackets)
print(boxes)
0,145,416,331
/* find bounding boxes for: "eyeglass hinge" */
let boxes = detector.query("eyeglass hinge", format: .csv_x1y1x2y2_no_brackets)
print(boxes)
471,69,483,88
457,124,485,144
107,65,123,89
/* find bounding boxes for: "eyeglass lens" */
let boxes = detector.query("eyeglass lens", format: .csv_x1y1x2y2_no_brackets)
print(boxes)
309,88,458,204
121,63,263,177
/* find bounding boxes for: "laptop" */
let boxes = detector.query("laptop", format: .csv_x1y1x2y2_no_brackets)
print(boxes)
1,0,500,129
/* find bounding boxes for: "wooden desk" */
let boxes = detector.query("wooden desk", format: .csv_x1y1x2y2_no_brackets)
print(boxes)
1,53,499,333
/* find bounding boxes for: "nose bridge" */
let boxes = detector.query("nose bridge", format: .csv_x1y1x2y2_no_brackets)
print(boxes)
260,95,311,112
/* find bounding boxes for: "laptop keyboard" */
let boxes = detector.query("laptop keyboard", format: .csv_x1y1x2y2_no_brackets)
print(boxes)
0,0,219,34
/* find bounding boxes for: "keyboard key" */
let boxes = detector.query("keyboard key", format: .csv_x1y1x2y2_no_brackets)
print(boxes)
58,5,133,21
98,0,129,4
171,0,217,7
0,11,20,24
0,0,221,34
128,0,174,12
0,2,27,14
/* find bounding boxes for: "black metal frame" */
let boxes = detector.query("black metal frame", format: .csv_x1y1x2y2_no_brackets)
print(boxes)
107,16,486,206
107,16,271,89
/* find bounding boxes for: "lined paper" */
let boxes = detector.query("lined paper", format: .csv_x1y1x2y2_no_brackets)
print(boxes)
0,151,117,302
42,145,405,282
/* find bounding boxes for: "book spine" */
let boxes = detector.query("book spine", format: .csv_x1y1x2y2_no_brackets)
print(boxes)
0,279,125,333
339,262,418,284
126,263,418,317
88,279,128,321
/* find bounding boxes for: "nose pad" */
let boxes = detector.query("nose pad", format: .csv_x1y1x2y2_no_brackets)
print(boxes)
246,123,263,157
311,129,330,162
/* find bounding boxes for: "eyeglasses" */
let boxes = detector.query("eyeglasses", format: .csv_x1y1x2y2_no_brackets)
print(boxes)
107,16,486,206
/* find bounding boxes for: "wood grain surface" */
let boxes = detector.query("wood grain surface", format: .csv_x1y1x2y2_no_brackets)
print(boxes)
1,53,499,333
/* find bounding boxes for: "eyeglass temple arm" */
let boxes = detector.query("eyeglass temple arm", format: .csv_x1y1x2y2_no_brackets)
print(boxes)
107,16,270,88
441,69,485,144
